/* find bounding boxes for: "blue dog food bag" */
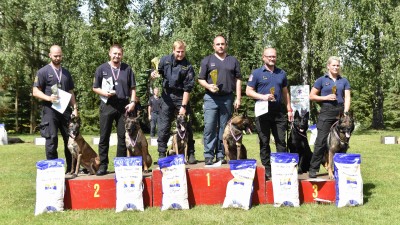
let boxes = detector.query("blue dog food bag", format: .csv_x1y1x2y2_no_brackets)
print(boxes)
222,159,257,210
114,156,144,212
334,153,363,207
35,159,65,215
271,153,300,207
158,154,189,211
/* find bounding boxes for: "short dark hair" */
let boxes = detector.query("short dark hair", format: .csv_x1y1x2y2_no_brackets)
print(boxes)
110,44,123,53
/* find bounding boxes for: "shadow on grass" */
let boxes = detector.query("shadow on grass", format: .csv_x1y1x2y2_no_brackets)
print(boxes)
363,182,375,204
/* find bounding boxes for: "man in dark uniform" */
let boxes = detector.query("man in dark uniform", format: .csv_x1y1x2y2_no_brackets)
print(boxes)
92,44,137,176
150,40,197,164
246,47,294,179
198,35,242,165
33,45,79,173
148,87,161,137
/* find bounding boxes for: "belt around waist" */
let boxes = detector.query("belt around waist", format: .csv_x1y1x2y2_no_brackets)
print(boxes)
321,103,344,108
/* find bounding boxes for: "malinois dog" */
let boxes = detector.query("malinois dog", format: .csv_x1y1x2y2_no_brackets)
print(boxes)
288,110,313,174
168,114,189,162
67,115,100,177
222,114,254,162
125,114,152,173
325,112,355,179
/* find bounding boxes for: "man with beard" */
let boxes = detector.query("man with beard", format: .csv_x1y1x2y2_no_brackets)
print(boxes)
33,45,79,173
92,44,137,176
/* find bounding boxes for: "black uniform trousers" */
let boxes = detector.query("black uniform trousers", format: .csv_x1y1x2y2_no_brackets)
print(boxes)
98,100,128,168
157,91,195,155
309,104,344,172
255,110,288,170
41,105,72,171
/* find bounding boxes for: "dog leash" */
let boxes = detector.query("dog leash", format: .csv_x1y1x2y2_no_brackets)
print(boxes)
290,122,308,139
330,120,349,145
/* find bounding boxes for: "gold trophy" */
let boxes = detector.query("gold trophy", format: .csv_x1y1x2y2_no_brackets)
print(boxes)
210,69,219,92
269,87,276,101
151,57,160,78
332,85,337,94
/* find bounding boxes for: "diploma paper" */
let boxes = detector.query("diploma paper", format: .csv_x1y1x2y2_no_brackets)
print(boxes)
51,89,72,114
255,100,268,117
101,77,114,103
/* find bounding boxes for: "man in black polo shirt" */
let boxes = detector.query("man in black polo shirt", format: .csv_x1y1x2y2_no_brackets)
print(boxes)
150,40,197,164
148,87,161,137
198,35,242,165
33,45,79,173
92,44,137,176
246,47,293,179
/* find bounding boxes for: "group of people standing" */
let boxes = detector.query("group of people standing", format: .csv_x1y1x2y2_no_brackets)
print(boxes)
32,35,351,179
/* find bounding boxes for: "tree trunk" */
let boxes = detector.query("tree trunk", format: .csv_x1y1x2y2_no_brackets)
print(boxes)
151,0,161,43
371,27,385,129
301,0,309,85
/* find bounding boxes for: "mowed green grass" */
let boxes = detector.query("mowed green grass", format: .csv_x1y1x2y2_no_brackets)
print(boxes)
0,130,399,225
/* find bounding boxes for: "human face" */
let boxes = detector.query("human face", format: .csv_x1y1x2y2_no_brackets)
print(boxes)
109,47,123,65
173,46,186,61
327,60,340,76
213,36,226,55
49,46,63,66
262,48,277,67
153,88,159,96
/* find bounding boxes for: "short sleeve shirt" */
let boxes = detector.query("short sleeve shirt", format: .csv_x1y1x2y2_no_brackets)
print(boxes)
247,65,288,111
313,74,351,105
33,64,74,106
198,54,241,95
148,96,162,113
93,62,136,100
158,54,195,93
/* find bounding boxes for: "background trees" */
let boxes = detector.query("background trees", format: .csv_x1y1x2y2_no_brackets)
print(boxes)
0,0,399,133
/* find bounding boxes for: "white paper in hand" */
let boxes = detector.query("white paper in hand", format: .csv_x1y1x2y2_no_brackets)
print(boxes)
255,100,268,117
101,77,114,103
51,89,72,114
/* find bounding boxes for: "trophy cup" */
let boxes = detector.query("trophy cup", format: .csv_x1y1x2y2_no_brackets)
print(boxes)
50,84,59,103
332,85,337,94
210,69,219,92
151,57,160,78
269,87,276,101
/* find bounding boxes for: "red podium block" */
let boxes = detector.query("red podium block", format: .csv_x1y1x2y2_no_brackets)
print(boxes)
152,164,266,207
64,173,153,210
265,173,336,204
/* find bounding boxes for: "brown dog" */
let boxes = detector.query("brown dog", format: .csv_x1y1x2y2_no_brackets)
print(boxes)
167,114,189,162
125,114,152,173
67,115,100,177
222,114,254,162
325,112,355,179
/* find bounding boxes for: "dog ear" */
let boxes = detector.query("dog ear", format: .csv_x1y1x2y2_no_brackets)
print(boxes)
294,110,300,118
304,111,309,119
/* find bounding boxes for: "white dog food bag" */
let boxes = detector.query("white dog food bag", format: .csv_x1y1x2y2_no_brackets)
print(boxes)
158,154,189,211
114,156,144,212
222,159,257,210
334,153,363,207
271,153,300,207
34,159,65,216
0,124,8,145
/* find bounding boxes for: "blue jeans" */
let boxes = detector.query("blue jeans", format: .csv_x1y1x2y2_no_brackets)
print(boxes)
203,93,233,159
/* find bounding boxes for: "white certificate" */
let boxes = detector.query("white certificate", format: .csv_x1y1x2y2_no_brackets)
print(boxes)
101,77,114,103
51,89,72,114
255,100,268,117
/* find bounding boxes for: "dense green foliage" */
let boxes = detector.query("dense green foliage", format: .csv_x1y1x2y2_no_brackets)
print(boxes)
0,0,399,134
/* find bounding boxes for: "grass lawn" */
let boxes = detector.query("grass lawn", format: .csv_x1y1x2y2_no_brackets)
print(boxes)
0,129,399,225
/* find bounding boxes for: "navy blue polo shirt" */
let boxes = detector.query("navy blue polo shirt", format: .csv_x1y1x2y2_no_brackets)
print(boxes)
198,54,241,95
247,65,288,110
158,54,195,93
33,64,74,106
313,73,350,105
93,62,136,100
148,95,162,113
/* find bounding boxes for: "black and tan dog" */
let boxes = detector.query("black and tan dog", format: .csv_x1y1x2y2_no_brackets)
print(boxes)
288,110,313,174
125,114,152,173
325,112,355,179
223,114,254,162
67,115,100,177
167,114,189,162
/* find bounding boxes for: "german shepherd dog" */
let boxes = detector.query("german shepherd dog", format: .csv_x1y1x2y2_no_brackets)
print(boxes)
222,114,254,162
67,115,100,177
325,112,355,179
125,113,153,173
288,110,313,174
167,114,189,162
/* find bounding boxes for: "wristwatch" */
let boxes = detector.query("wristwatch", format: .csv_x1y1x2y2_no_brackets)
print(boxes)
181,104,187,109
